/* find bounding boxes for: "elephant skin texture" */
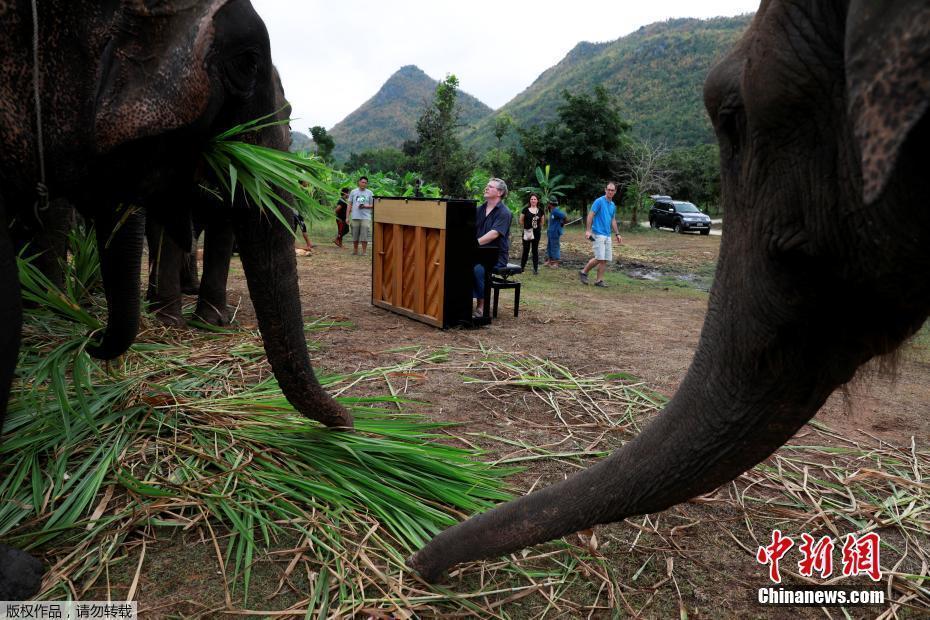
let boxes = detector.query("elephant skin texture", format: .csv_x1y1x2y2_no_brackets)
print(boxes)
408,0,930,583
0,544,43,601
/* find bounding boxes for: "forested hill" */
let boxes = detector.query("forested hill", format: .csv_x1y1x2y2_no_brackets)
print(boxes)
329,65,493,161
462,14,752,152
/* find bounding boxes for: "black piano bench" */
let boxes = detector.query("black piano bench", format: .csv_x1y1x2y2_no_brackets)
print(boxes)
490,264,523,318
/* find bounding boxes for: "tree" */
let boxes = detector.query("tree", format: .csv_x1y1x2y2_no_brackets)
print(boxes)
519,165,574,207
309,126,335,162
520,86,631,212
480,148,513,183
616,138,672,227
414,74,474,197
344,147,412,175
493,113,515,145
664,144,721,213
481,113,517,181
507,124,548,199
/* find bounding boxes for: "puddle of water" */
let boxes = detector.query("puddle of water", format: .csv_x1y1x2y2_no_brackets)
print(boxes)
626,268,663,281
623,267,713,292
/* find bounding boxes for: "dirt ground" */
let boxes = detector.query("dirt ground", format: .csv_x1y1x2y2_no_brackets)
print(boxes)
166,223,927,618
229,227,929,446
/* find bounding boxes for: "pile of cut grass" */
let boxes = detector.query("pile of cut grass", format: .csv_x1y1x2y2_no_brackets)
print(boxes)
2,254,532,615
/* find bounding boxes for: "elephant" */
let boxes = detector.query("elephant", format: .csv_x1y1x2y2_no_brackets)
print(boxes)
11,197,75,293
1,0,352,598
145,66,292,328
146,203,237,327
408,0,930,582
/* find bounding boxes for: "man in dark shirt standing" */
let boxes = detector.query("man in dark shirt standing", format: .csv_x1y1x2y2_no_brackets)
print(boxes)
473,177,512,318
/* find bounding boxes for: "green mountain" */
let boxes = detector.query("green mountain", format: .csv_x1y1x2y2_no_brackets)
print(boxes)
329,65,493,161
289,130,312,153
462,15,752,152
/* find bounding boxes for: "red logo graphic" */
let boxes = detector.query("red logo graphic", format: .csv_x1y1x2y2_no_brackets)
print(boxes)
757,529,794,583
758,531,881,583
798,533,834,578
841,532,881,581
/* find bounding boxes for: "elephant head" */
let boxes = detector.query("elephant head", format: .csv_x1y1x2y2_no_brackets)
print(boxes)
408,0,930,582
98,1,350,428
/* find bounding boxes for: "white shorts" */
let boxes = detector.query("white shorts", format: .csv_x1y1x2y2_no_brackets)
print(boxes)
592,234,612,261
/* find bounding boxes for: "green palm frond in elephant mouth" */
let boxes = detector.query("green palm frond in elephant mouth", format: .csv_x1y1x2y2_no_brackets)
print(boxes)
204,112,338,240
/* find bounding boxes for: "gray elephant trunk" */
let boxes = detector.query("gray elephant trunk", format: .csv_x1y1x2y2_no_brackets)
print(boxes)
231,207,352,429
87,209,144,360
407,295,848,582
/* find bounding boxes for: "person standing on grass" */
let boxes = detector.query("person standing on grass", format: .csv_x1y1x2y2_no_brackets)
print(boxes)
473,177,512,318
291,208,313,252
333,187,350,247
578,182,622,287
519,193,543,275
544,196,567,268
348,176,374,255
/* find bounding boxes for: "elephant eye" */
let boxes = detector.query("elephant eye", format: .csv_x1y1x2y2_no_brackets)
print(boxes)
223,49,260,98
715,104,744,160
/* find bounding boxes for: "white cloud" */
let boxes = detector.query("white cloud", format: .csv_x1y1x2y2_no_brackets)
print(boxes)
251,0,759,134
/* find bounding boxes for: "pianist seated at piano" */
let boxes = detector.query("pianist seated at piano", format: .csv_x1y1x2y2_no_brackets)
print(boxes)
473,178,513,319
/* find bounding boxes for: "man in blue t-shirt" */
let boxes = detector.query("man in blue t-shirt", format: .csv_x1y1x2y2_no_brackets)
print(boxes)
579,182,622,287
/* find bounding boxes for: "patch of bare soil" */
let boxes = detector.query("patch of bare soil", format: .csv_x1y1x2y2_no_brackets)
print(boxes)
230,230,928,445
210,227,929,617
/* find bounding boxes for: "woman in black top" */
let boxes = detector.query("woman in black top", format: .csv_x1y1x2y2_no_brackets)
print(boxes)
520,193,543,274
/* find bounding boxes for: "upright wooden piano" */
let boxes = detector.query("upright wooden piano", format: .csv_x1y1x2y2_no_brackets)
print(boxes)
372,197,492,328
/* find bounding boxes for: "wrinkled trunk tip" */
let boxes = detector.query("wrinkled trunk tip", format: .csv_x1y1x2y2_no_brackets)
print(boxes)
318,399,354,430
406,551,444,584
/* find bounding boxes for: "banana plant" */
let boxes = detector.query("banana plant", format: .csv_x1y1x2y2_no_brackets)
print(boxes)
519,164,573,207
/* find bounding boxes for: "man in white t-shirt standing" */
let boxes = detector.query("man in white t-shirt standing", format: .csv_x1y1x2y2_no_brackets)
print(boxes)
348,175,374,256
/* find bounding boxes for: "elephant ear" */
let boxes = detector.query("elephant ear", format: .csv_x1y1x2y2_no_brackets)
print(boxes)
94,0,232,153
846,1,930,205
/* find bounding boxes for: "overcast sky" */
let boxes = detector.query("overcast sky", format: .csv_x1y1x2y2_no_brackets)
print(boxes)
250,1,759,135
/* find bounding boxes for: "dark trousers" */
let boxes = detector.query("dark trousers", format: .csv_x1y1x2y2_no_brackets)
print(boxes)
473,263,486,299
521,231,540,271
337,218,349,240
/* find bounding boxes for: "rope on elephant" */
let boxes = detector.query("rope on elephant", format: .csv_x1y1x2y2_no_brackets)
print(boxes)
31,0,49,218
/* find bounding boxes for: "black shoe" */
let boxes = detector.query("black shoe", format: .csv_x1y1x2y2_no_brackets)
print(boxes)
594,280,608,288
578,270,589,284
533,268,539,275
